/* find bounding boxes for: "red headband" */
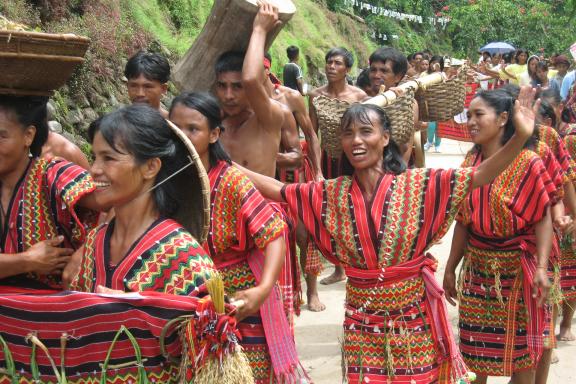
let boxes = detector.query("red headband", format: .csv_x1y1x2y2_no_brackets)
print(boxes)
263,57,271,69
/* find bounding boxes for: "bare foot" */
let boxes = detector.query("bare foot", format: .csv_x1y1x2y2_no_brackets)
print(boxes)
307,293,326,312
320,268,346,285
557,327,576,341
551,350,559,364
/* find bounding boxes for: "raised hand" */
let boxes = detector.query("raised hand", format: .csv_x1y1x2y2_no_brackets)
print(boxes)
254,1,281,33
513,85,539,140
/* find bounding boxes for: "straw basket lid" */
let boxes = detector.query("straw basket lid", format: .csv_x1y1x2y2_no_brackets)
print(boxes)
165,120,211,244
0,30,90,96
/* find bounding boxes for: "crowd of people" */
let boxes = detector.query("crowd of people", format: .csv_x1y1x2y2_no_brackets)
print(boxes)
1,2,576,383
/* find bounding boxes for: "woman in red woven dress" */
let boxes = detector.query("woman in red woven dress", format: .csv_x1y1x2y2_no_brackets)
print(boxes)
444,88,555,384
0,95,101,289
169,92,306,383
237,86,538,383
63,104,218,382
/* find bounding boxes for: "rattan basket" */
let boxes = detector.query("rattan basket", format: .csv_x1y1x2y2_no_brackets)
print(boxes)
417,71,465,122
382,87,416,145
0,30,90,96
313,94,351,158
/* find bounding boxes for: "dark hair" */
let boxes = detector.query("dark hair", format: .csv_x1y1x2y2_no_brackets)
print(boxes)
539,88,561,107
339,104,406,176
407,53,414,61
0,95,49,157
88,104,190,218
536,60,548,73
503,52,514,64
286,45,299,61
515,49,529,62
170,92,231,166
264,51,272,63
356,68,371,90
482,51,492,57
124,51,170,83
325,47,354,68
500,83,520,100
472,88,535,149
538,100,557,128
527,56,539,79
428,55,444,73
369,47,408,78
215,51,245,75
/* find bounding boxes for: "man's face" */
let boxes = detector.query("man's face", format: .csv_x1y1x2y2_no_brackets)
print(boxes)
215,71,249,117
126,74,167,109
369,60,403,89
325,55,349,83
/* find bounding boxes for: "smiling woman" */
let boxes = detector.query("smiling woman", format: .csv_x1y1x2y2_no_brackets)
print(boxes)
237,89,539,382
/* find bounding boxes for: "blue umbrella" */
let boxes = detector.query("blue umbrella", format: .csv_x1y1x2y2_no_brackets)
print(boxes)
479,42,516,55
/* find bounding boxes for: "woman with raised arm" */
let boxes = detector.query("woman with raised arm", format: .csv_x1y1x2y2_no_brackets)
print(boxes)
444,89,555,384
238,86,539,383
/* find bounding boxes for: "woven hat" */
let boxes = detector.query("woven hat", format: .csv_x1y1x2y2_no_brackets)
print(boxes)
165,120,211,244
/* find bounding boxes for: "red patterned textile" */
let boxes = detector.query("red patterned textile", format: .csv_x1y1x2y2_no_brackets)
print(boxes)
281,168,475,383
0,158,97,289
0,288,240,383
457,149,555,376
205,161,306,383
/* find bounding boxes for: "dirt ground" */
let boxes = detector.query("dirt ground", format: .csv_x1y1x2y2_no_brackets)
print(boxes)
294,139,576,383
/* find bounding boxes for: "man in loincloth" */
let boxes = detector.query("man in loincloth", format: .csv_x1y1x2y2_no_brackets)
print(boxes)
264,54,327,311
308,47,367,285
124,51,170,118
367,47,422,167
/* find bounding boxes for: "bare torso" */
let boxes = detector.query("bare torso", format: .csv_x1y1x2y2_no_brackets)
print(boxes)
220,109,282,177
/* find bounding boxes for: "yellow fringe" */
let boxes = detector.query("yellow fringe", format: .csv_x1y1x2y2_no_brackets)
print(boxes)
193,345,254,384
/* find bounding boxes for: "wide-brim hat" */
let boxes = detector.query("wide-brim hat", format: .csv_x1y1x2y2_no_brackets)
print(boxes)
165,120,210,244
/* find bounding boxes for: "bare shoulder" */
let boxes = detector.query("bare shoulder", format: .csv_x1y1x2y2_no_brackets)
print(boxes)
280,86,306,110
308,85,328,99
47,132,90,169
348,85,368,102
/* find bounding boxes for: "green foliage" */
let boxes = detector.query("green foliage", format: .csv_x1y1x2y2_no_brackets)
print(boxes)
446,0,575,57
123,0,212,55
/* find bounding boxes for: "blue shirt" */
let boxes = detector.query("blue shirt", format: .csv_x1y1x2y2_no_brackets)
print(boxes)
561,71,576,101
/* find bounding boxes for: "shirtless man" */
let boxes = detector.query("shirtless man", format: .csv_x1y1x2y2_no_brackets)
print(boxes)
265,54,327,311
308,47,367,286
124,51,170,119
214,14,284,177
41,131,90,169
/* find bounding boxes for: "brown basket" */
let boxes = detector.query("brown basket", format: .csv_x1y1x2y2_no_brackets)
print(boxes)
312,94,352,158
417,71,465,122
382,87,415,145
0,30,90,96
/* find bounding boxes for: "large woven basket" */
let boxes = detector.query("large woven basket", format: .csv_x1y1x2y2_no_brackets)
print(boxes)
417,71,465,122
0,30,90,96
382,87,415,145
313,94,351,158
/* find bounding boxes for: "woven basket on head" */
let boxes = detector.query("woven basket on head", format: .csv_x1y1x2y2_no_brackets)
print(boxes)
416,70,466,122
382,87,416,145
312,94,352,158
0,30,90,96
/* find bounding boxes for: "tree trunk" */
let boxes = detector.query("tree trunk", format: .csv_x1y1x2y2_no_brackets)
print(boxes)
173,0,295,92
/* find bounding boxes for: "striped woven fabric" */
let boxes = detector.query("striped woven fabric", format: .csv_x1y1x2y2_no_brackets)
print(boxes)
0,288,208,383
437,119,472,142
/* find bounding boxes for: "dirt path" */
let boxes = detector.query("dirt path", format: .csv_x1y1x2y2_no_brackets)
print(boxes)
294,139,576,383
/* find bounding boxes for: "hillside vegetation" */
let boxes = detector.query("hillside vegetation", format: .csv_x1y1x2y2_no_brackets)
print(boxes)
1,0,574,145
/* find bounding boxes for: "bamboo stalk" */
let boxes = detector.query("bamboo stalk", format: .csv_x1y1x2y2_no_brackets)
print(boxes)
363,72,446,107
